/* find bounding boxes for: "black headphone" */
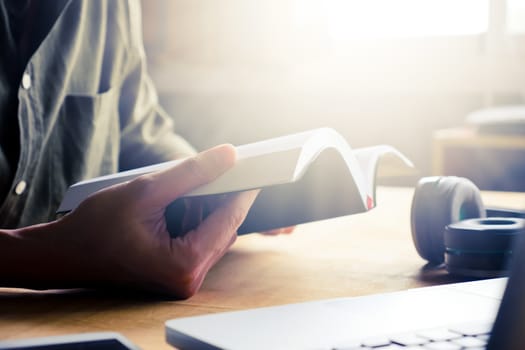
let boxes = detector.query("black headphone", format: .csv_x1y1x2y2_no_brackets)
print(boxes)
411,176,525,278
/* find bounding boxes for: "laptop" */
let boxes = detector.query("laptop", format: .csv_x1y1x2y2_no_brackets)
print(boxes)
165,234,525,349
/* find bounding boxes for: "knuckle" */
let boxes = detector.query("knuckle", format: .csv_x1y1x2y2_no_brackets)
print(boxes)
228,208,246,232
128,174,156,198
184,157,210,184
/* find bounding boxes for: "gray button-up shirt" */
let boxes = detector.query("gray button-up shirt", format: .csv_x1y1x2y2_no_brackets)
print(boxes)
0,0,195,228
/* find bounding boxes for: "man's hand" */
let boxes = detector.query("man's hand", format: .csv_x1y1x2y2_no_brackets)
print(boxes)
0,145,257,298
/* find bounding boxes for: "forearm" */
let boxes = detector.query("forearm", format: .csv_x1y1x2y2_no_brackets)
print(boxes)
0,221,103,290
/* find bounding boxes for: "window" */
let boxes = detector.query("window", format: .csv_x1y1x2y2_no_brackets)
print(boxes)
294,0,490,40
507,0,525,34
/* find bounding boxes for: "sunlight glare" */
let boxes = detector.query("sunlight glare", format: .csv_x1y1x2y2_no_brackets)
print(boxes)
294,0,489,40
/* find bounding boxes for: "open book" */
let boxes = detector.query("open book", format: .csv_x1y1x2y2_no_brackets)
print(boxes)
57,128,414,235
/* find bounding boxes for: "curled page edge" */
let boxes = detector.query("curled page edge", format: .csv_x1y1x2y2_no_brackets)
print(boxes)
353,145,416,208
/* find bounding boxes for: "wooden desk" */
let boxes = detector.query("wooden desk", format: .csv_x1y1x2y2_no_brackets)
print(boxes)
1,187,524,349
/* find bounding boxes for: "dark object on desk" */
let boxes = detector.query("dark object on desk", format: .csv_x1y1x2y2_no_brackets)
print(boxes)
0,332,141,350
411,176,525,277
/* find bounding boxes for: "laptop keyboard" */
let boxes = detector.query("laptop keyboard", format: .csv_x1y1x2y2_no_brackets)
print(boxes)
330,322,492,349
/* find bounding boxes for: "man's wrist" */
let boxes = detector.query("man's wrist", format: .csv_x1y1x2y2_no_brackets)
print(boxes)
0,220,101,290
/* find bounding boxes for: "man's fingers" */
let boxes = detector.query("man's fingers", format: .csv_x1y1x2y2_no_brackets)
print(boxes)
167,190,257,295
180,190,259,260
131,144,236,208
162,190,257,297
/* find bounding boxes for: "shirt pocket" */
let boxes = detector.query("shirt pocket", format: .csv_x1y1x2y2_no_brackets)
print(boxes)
51,87,120,187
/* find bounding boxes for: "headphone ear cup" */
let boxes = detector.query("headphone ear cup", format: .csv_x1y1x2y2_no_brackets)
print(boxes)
444,217,525,277
410,176,485,265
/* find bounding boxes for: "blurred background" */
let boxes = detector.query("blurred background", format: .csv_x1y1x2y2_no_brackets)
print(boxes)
140,0,525,190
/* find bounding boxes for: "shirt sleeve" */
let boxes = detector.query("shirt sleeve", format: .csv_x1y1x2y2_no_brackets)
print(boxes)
117,0,196,171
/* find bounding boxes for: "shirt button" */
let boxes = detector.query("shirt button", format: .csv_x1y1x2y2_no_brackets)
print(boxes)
14,180,27,195
22,73,31,90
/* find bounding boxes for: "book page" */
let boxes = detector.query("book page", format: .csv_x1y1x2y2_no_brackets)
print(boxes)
353,146,415,199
